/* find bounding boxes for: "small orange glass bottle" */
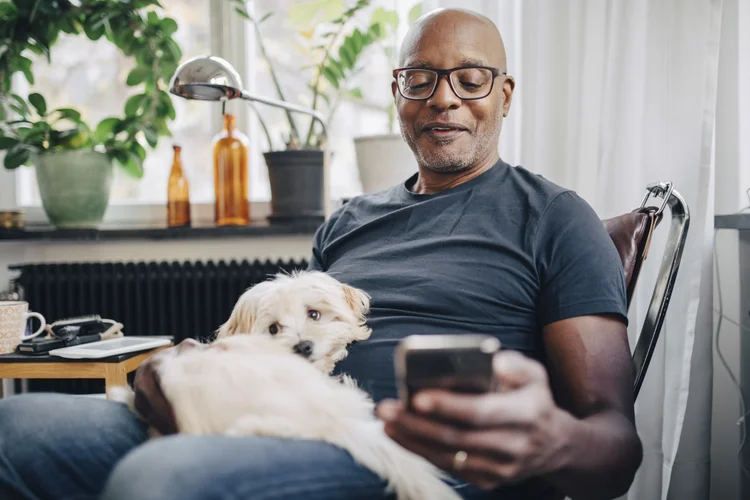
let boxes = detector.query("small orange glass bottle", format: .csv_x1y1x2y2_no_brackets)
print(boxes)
167,145,191,227
213,113,250,226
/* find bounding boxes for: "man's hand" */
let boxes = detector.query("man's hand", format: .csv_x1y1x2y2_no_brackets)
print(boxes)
376,351,574,490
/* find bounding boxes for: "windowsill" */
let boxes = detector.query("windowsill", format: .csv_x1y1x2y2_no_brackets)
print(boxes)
14,202,276,227
0,217,324,242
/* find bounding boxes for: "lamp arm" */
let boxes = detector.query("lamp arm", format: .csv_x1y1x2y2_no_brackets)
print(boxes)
240,91,328,143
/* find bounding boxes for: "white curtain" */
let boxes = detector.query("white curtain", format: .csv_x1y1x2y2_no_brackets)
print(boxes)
432,0,721,498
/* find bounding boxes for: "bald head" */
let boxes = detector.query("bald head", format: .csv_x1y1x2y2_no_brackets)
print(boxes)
392,7,514,176
398,8,507,70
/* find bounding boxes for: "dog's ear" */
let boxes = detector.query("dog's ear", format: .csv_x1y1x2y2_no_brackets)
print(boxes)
342,284,370,323
215,290,257,339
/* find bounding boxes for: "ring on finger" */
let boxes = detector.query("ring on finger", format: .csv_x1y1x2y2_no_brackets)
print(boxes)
453,450,469,471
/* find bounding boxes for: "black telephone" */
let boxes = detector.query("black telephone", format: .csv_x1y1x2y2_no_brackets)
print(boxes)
16,315,116,355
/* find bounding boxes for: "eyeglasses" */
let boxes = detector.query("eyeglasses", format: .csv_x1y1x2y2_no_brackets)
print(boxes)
393,66,506,101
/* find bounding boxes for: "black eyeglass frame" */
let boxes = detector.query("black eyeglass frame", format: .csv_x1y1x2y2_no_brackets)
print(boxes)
392,66,507,101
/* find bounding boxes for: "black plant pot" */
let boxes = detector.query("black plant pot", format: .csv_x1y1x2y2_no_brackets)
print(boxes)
264,149,325,223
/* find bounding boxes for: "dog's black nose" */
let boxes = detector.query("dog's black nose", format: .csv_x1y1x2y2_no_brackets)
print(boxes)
293,341,314,358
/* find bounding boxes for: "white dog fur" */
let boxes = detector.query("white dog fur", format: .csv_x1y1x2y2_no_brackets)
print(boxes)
215,271,372,374
113,272,460,500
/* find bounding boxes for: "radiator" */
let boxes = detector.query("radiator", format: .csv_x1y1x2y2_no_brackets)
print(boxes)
9,258,309,394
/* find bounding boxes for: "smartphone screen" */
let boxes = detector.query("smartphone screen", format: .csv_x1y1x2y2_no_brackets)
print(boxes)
395,335,500,408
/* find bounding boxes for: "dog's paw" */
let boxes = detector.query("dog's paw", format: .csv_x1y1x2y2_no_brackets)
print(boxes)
108,385,135,408
337,374,360,390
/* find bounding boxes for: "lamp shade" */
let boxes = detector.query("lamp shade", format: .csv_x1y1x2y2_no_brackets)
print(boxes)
169,55,244,101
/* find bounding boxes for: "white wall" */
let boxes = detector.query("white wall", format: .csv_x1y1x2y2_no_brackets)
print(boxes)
712,0,750,498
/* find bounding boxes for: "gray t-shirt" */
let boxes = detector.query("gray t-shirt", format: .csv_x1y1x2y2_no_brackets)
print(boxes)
310,159,627,403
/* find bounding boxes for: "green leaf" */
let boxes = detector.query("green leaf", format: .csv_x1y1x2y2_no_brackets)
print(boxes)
351,29,364,53
408,3,423,24
155,119,171,137
328,59,345,79
147,11,159,25
28,93,46,116
0,137,19,150
346,87,363,99
94,117,120,143
131,141,146,161
368,23,383,39
234,7,251,20
166,100,176,120
111,148,130,169
54,128,82,141
158,90,175,120
52,108,82,122
0,3,18,17
322,66,339,89
126,67,150,86
159,18,178,36
4,145,30,169
10,95,30,117
140,125,158,147
164,38,182,64
122,151,144,178
259,12,273,23
338,43,355,70
125,93,148,117
29,0,42,23
21,66,34,85
83,19,105,40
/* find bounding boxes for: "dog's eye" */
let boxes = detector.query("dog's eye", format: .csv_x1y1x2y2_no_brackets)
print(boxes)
307,309,321,321
268,323,279,335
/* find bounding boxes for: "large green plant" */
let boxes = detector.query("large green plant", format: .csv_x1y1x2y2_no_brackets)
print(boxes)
232,0,400,150
0,0,181,178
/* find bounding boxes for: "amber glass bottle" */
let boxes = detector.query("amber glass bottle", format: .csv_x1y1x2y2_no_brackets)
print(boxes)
167,145,191,227
213,113,250,226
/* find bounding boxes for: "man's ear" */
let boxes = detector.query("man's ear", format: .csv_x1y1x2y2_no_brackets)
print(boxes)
501,76,516,118
342,284,371,324
392,80,398,99
215,290,256,339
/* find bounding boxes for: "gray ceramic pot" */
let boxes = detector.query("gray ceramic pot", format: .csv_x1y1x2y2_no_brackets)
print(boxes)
264,149,324,222
33,150,113,228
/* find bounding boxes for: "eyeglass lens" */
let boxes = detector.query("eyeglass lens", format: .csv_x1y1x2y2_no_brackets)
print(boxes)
397,68,495,99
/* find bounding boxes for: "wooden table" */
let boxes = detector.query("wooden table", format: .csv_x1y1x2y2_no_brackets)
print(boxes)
0,343,173,399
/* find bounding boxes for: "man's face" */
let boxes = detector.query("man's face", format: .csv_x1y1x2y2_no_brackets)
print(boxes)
393,16,513,173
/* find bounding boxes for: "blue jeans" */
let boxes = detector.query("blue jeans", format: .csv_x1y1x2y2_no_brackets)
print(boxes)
0,393,499,500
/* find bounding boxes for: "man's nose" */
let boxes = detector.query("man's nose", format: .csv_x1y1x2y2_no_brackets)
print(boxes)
428,75,461,111
293,340,314,358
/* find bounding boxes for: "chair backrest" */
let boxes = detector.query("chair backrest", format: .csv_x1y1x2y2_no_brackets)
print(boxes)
600,182,690,399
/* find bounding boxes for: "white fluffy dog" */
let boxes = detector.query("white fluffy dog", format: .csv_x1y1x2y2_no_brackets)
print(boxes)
114,272,460,500
215,270,372,374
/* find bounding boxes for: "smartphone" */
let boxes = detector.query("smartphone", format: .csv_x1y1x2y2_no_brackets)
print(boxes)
394,334,501,408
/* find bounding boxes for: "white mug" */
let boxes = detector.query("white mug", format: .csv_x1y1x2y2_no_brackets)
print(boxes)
0,301,47,355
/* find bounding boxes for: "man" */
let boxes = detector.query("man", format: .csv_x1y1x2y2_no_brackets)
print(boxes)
0,8,641,500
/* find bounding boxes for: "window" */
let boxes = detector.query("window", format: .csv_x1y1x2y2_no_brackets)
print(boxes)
16,0,521,215
16,0,215,207
249,0,422,200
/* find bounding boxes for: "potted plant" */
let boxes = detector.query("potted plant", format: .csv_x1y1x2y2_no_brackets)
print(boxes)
0,0,180,228
231,0,395,218
353,3,422,194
